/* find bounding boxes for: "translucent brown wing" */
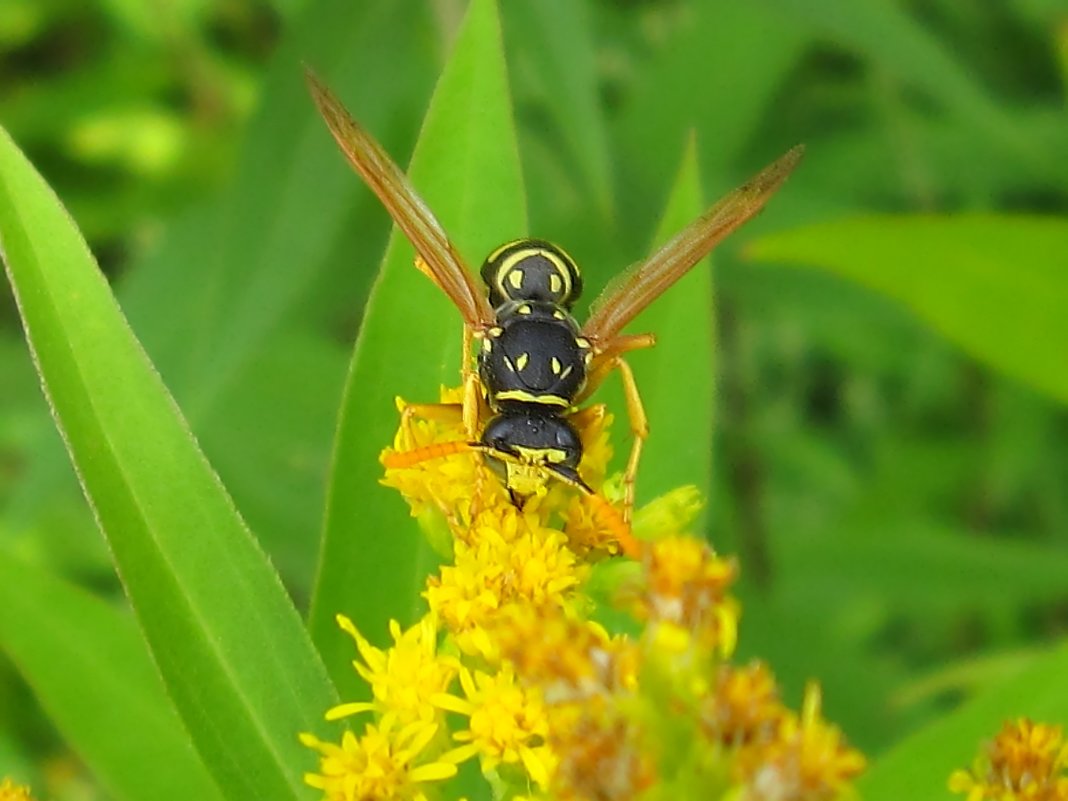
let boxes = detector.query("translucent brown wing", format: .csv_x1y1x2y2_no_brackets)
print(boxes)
305,68,494,328
584,145,804,344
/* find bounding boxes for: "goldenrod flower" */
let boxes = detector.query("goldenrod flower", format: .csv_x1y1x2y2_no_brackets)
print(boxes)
736,684,865,801
629,535,740,657
300,714,459,801
425,518,586,658
381,391,479,527
701,661,786,747
492,603,638,702
383,389,619,538
949,719,1068,801
549,709,654,801
0,779,34,801
325,614,457,726
366,385,868,801
433,662,554,788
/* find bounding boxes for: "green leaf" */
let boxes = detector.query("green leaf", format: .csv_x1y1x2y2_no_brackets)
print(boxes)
0,552,225,801
611,1,806,254
748,215,1068,406
768,0,1068,185
859,641,1068,801
8,0,438,568
627,137,713,524
309,0,526,692
504,0,613,220
0,125,336,801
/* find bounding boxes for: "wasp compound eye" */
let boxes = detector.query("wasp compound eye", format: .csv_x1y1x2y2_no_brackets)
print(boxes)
480,239,584,310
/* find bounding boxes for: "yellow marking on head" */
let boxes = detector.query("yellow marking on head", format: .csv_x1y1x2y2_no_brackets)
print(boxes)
513,446,569,464
518,304,532,315
490,327,503,338
496,246,540,302
541,247,576,301
550,357,561,375
495,390,570,407
542,247,576,301
516,352,529,371
495,243,579,302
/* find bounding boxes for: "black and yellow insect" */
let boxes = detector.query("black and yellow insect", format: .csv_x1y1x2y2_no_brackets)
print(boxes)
306,69,802,535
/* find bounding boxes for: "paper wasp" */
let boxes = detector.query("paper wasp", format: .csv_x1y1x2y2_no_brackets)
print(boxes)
306,70,802,546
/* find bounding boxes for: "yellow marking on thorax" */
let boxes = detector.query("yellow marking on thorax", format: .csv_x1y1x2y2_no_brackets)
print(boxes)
495,390,570,407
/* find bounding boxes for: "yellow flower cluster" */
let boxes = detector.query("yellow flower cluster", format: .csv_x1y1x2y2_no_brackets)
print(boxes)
950,719,1068,801
301,389,865,801
0,779,35,801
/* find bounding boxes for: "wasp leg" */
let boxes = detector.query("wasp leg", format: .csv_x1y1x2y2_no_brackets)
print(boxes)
461,325,483,439
613,357,648,524
577,333,656,401
568,403,607,432
381,438,474,469
534,458,640,558
397,401,464,451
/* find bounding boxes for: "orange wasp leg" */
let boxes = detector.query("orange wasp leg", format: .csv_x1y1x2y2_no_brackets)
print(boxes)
396,401,463,451
383,434,469,469
612,357,648,525
579,333,657,401
462,325,483,439
576,334,655,527
412,251,486,439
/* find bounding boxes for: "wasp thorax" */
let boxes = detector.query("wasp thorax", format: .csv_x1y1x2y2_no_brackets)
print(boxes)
479,301,590,412
480,238,584,310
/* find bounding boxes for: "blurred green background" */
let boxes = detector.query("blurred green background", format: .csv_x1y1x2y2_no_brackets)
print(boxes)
2,0,1067,798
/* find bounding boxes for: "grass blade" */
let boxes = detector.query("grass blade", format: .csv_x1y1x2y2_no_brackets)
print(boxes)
749,215,1068,406
0,124,336,801
626,137,713,522
309,0,526,693
0,553,225,801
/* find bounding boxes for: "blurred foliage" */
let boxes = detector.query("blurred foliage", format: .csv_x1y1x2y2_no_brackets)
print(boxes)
1,0,1067,799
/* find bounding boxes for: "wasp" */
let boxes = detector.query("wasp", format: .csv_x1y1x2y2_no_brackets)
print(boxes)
306,70,802,543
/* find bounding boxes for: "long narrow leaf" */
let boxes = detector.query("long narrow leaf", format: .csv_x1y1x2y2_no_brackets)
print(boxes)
309,0,526,693
0,125,336,801
0,552,225,801
8,0,439,577
860,642,1068,801
626,138,713,523
748,215,1068,406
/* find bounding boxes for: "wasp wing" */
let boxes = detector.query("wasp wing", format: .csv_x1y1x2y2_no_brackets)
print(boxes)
584,145,804,344
306,69,495,328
